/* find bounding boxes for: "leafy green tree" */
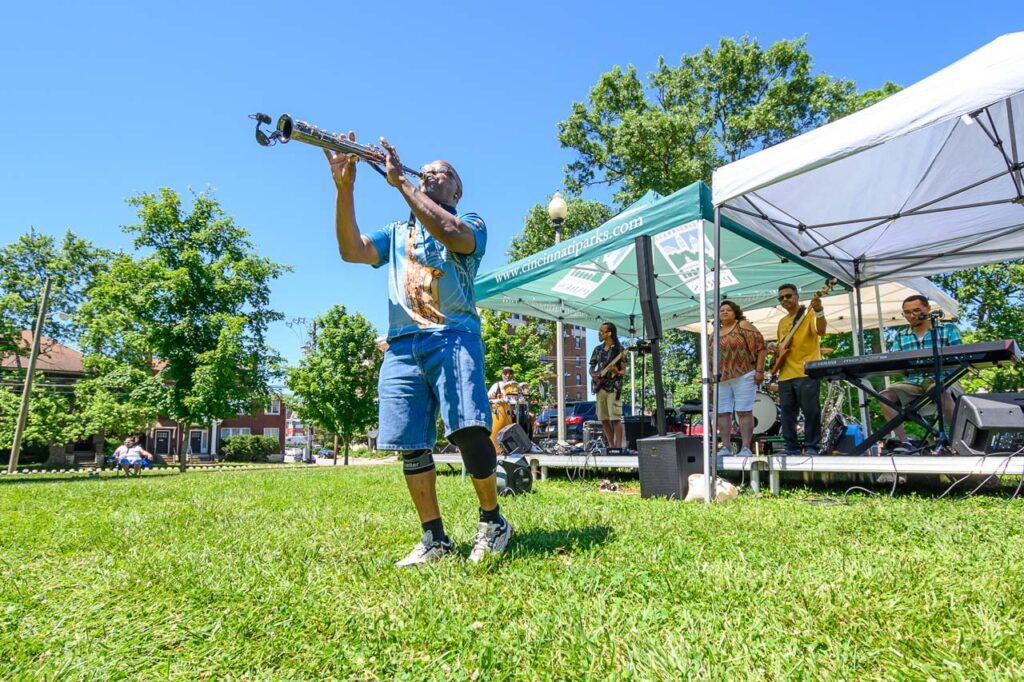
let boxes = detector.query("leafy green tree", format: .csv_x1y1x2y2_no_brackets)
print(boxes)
79,189,287,471
0,386,75,464
480,309,551,402
622,330,704,412
0,229,109,366
286,306,380,464
507,197,615,261
932,263,1024,392
69,357,167,457
557,35,891,206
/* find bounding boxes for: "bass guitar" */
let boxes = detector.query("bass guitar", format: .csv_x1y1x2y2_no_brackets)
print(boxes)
767,277,839,377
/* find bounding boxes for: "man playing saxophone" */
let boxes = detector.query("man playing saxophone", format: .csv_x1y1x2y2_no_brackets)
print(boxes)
325,133,511,567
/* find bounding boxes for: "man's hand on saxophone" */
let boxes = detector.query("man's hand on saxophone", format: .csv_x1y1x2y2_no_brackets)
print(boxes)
379,137,406,189
323,131,359,189
325,131,380,266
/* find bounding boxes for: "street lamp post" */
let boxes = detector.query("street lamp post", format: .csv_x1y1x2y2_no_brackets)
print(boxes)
547,192,568,444
8,278,53,474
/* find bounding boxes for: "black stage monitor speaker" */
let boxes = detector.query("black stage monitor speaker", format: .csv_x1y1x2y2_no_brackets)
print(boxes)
496,455,533,496
635,235,663,340
952,393,1024,456
497,423,534,455
637,434,704,499
624,415,655,450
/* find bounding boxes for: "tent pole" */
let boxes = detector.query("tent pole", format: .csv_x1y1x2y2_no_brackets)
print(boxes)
852,263,872,449
710,209,722,495
630,352,636,413
699,212,712,503
629,314,637,415
875,285,890,389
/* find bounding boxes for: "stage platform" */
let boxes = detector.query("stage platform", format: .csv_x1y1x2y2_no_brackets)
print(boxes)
764,455,1024,494
433,451,1024,495
433,452,770,492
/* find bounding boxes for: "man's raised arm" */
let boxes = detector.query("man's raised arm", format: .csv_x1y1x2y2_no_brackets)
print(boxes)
324,136,381,265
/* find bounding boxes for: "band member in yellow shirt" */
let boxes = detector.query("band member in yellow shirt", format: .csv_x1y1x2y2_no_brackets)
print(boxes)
772,283,827,455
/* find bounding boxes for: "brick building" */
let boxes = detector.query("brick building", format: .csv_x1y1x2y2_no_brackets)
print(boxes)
506,314,588,403
145,395,285,461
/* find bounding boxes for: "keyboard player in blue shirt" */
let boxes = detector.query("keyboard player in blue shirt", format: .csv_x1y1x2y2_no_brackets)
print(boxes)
880,295,963,451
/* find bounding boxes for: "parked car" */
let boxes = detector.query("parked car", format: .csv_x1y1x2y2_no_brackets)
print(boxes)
532,406,558,440
534,401,635,441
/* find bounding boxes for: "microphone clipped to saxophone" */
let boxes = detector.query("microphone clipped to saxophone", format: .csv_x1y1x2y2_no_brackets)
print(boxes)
250,113,423,179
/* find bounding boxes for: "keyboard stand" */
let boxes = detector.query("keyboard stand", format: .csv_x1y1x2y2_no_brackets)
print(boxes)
831,361,973,455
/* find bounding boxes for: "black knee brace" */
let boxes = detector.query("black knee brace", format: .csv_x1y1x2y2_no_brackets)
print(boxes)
449,427,497,479
401,449,435,475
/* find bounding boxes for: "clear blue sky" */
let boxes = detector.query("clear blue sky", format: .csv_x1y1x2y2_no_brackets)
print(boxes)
2,0,1017,364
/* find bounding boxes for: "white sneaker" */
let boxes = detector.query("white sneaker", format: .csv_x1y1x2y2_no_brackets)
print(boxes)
469,519,512,563
737,447,753,457
395,531,453,567
717,447,733,457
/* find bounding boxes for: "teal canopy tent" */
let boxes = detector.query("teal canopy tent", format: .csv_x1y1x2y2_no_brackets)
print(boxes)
475,182,841,332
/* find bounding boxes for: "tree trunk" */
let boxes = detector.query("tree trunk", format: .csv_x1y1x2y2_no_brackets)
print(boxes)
344,439,349,466
178,427,187,473
94,428,106,467
333,434,338,465
45,442,67,467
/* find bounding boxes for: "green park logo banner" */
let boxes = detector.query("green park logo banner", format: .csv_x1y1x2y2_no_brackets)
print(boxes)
492,214,645,286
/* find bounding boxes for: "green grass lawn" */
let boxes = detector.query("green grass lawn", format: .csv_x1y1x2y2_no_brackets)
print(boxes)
1,466,1023,681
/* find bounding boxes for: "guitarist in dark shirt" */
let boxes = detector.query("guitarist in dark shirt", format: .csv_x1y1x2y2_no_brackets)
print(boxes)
589,322,627,449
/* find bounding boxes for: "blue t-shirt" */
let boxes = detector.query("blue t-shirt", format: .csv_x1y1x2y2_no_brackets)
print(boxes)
368,208,487,340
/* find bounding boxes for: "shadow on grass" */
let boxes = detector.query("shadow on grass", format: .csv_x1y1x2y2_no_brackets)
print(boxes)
770,471,1019,500
503,525,613,558
0,471,178,486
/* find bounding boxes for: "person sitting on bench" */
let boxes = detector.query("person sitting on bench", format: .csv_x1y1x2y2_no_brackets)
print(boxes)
118,438,153,477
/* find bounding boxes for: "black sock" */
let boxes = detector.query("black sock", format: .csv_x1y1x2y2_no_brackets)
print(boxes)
422,518,448,544
479,505,502,524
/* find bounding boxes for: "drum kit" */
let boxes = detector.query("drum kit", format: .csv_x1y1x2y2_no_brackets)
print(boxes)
487,379,783,451
752,391,781,436
489,382,534,450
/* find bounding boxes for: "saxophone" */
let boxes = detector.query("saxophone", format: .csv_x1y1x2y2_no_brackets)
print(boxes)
251,113,424,178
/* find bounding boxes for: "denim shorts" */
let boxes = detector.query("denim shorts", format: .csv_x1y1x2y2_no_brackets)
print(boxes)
717,370,757,414
377,330,492,451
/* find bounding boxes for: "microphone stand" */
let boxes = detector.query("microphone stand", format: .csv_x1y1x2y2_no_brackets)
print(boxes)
926,312,950,451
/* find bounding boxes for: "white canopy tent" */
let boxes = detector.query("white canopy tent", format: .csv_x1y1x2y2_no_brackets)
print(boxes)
712,32,1024,286
699,33,1024,502
680,278,959,341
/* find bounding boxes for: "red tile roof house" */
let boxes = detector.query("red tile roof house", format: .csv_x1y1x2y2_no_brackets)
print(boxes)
1,331,285,466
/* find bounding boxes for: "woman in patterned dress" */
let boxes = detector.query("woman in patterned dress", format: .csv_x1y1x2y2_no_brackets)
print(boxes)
710,300,767,457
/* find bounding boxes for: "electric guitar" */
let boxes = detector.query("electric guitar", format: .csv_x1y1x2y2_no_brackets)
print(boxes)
591,343,632,394
767,277,839,376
